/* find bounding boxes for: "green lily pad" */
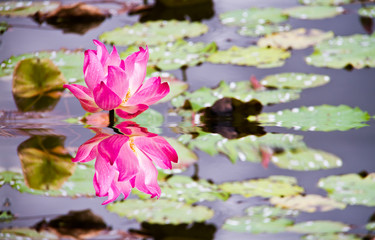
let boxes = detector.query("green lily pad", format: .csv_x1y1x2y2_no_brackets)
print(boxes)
287,221,350,234
366,222,375,231
359,6,375,18
99,20,208,46
220,8,288,26
121,40,217,71
219,175,304,198
0,211,15,222
301,233,361,240
238,24,291,37
223,205,297,233
0,228,58,240
0,1,60,17
256,105,370,131
135,175,229,204
171,80,300,111
299,0,352,5
164,137,198,172
284,6,344,19
318,173,375,206
258,28,334,49
260,73,330,89
305,33,375,69
271,148,342,171
270,194,346,212
130,108,164,133
207,46,291,68
1,50,84,82
107,199,214,224
0,21,9,34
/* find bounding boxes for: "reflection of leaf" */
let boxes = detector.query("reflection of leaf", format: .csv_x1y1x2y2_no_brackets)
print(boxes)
318,173,375,206
219,176,304,198
207,46,291,68
257,105,370,131
271,148,342,171
359,6,375,18
306,33,375,69
128,108,164,134
107,199,214,224
164,137,198,172
299,0,351,5
18,135,74,190
121,40,217,70
0,21,9,34
366,222,375,231
172,80,300,111
258,28,334,49
0,1,60,17
0,228,58,239
301,233,361,240
220,8,288,26
284,6,344,19
135,175,229,203
271,194,346,212
223,205,297,233
260,72,330,89
287,221,350,234
99,20,208,46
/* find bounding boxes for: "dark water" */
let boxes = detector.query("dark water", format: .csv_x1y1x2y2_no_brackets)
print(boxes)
1,0,375,239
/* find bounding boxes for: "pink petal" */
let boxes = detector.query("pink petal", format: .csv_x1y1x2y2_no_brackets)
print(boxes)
127,77,169,106
72,130,109,162
84,50,106,92
64,84,101,113
94,154,116,197
106,45,121,68
93,39,109,67
93,81,122,110
116,121,157,137
98,134,129,165
115,141,139,181
124,46,149,95
107,66,128,99
115,104,148,119
134,136,178,169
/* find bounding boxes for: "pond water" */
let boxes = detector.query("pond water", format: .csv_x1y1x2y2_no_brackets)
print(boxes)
0,0,375,239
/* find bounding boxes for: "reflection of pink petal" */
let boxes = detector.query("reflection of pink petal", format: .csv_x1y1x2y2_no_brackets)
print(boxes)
98,134,129,165
94,154,116,197
115,104,148,119
116,141,139,181
72,129,109,162
84,112,110,127
261,147,272,169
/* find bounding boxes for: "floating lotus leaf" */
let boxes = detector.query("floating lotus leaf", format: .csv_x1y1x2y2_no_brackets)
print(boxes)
305,33,375,69
172,81,300,111
0,50,84,82
135,175,229,204
107,199,214,224
157,74,189,103
0,1,60,17
99,20,208,46
366,222,375,231
256,105,370,131
284,6,344,19
0,211,15,222
0,228,58,240
219,175,304,198
271,148,342,171
299,0,351,5
219,8,288,26
223,205,297,233
1,162,95,197
260,73,330,89
287,221,350,234
358,6,375,18
238,24,291,37
207,46,291,68
164,137,198,172
318,173,375,206
301,233,361,240
270,194,346,212
258,28,334,49
121,40,217,71
0,21,9,34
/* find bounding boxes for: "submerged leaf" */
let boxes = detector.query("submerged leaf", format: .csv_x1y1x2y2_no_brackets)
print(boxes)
305,33,375,69
270,194,346,212
318,173,375,206
0,1,60,17
284,6,344,19
107,199,214,224
258,28,334,49
287,221,350,233
207,46,291,68
121,40,217,71
99,20,208,46
257,105,370,131
260,72,330,89
219,175,304,198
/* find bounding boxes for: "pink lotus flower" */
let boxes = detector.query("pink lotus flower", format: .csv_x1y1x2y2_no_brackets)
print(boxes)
73,122,178,204
64,40,170,119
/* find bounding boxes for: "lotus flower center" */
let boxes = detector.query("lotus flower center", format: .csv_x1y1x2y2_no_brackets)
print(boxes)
122,90,132,105
129,138,137,154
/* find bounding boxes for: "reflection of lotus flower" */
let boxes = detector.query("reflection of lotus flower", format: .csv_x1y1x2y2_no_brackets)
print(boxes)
73,122,178,204
64,40,169,118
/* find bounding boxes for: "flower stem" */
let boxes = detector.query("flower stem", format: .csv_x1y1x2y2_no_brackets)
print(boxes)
108,109,115,128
